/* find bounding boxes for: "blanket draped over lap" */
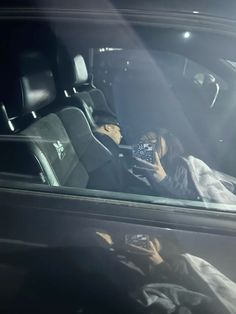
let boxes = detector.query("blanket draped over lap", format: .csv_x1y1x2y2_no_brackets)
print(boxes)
183,156,236,205
134,254,236,314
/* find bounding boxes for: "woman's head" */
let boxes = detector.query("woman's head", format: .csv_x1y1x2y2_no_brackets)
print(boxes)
140,128,184,164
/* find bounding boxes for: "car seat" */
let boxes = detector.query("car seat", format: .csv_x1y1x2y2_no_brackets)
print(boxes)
0,51,112,188
57,46,114,129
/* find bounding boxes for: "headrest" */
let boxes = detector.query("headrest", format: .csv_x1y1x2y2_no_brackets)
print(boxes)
6,52,56,117
57,46,88,90
73,55,88,86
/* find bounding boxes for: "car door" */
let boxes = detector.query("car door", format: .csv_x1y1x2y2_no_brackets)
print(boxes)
0,185,236,313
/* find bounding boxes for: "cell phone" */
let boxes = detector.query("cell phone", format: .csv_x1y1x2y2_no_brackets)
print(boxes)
132,143,155,164
125,234,151,253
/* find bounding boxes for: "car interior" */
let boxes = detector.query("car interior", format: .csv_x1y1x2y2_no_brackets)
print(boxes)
0,13,236,314
0,21,236,200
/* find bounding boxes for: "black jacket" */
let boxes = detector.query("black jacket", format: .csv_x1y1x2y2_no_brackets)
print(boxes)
88,133,151,194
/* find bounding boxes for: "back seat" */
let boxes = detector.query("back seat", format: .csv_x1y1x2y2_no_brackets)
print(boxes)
57,48,114,129
0,51,112,187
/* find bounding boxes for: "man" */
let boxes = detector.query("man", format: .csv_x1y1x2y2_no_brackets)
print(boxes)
87,111,151,194
94,111,123,148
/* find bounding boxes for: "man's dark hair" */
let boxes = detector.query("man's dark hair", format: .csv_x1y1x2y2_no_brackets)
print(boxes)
93,110,120,128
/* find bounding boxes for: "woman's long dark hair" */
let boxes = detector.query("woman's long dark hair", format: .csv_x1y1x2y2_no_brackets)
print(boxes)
140,128,185,170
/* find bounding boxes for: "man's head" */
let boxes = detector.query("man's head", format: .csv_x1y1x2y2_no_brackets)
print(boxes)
94,111,122,145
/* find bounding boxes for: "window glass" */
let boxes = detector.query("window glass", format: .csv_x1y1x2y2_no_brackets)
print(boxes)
92,47,236,209
1,23,236,211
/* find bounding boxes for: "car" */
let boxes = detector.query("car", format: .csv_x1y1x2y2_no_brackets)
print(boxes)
0,1,236,313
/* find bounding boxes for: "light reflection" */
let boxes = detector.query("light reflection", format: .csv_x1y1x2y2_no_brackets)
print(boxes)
183,31,191,39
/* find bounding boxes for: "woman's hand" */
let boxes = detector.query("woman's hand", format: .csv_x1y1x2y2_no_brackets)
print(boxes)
134,153,167,183
153,152,167,183
128,239,164,265
96,232,113,245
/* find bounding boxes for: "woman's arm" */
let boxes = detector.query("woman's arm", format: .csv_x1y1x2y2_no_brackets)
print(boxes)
156,165,198,200
138,153,198,200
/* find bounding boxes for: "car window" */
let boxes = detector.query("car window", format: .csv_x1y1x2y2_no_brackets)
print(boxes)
93,48,232,162
1,20,236,211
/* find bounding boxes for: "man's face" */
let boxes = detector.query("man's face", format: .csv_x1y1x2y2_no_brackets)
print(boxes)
107,124,122,145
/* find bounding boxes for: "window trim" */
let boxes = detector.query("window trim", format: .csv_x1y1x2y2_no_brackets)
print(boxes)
1,183,236,236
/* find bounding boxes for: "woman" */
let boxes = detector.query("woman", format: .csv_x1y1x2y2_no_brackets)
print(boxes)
137,129,199,201
96,231,236,314
137,128,236,204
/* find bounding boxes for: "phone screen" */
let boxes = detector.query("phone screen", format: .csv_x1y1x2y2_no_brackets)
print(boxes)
125,234,150,253
132,143,155,164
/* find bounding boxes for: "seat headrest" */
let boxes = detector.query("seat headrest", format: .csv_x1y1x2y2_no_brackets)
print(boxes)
6,52,56,117
57,47,88,90
73,55,88,86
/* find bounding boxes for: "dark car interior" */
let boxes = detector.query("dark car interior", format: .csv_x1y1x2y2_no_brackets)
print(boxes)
0,20,236,194
0,12,236,314
0,23,115,188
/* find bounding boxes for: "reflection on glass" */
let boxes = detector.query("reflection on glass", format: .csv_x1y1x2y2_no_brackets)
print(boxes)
96,231,236,314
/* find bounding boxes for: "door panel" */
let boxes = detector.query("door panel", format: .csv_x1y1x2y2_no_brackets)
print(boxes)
0,188,235,313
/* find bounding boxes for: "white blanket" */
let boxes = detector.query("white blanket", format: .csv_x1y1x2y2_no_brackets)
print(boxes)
184,253,236,314
184,156,236,205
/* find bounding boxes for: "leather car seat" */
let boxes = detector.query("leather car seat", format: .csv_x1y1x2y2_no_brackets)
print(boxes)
57,47,114,129
2,51,112,187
